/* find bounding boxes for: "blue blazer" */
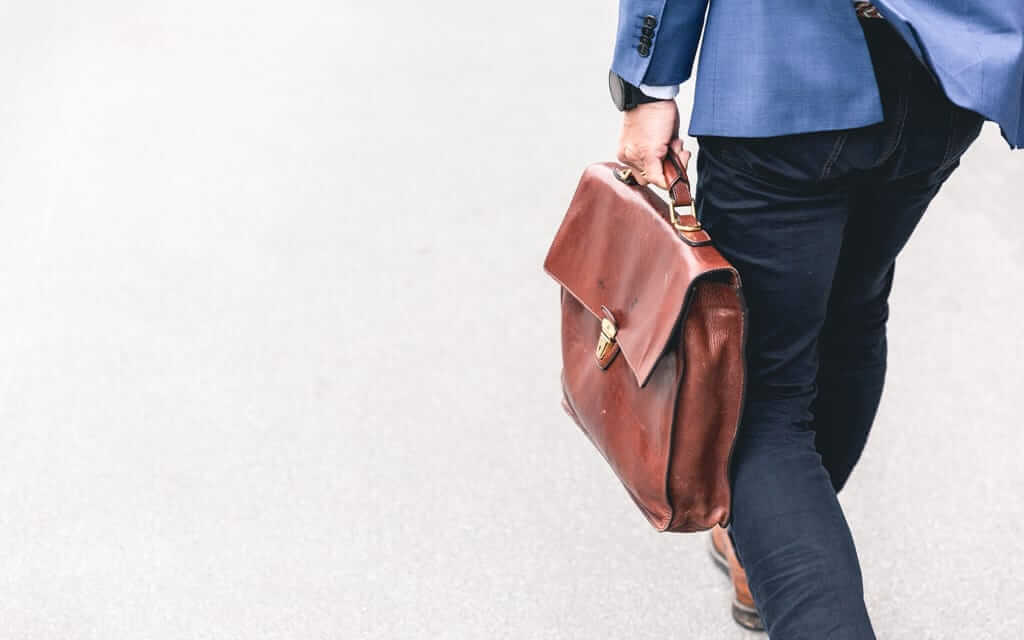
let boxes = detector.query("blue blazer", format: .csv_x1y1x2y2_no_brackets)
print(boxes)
612,1,1023,148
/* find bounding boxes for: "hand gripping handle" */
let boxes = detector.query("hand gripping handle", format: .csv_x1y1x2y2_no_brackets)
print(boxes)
615,151,702,233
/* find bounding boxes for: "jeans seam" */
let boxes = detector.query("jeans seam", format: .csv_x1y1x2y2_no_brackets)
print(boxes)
823,506,856,639
940,106,959,168
876,68,912,167
820,133,849,180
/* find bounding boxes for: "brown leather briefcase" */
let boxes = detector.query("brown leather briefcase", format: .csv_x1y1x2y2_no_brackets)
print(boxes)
543,154,747,533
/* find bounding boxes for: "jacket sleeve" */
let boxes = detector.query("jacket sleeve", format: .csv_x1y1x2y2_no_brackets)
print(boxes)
610,0,711,87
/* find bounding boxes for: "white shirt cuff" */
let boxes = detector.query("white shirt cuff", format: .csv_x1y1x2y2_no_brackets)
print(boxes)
638,84,680,100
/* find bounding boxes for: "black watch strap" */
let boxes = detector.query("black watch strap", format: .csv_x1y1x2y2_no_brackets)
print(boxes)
631,90,665,109
609,70,667,111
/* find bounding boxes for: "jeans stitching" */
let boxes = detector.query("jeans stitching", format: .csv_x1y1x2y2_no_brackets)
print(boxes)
876,69,912,167
941,106,959,168
940,109,984,172
820,133,849,180
824,506,857,639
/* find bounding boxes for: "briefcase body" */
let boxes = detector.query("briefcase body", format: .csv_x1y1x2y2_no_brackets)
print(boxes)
543,157,747,532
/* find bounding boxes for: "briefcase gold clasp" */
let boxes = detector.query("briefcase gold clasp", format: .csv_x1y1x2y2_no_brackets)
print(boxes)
595,317,618,361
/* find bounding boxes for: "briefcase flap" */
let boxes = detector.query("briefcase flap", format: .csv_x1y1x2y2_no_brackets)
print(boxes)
543,162,737,388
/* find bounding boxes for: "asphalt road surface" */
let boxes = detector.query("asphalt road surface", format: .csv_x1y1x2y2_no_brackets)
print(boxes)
1,2,1022,638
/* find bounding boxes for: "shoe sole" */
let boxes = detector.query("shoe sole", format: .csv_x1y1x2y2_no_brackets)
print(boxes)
708,535,766,632
732,601,766,631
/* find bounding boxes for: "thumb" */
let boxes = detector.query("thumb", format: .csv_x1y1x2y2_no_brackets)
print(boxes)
670,139,692,171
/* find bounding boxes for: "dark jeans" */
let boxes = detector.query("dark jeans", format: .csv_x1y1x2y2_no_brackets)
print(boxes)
694,17,984,639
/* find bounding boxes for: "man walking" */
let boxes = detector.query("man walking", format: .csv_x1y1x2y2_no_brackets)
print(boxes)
608,1,1023,636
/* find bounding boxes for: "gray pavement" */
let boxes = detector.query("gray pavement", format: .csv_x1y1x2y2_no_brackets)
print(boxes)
0,2,1022,638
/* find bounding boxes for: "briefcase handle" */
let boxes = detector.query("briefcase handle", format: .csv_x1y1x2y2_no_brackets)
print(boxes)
616,151,702,233
662,151,701,232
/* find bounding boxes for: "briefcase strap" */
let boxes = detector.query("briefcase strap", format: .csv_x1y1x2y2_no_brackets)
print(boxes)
662,152,701,233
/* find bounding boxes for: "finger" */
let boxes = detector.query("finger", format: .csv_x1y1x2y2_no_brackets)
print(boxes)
616,147,649,185
669,139,692,171
643,155,668,190
677,148,692,171
622,159,650,185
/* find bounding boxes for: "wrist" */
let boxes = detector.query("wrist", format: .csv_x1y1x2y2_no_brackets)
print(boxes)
623,99,679,123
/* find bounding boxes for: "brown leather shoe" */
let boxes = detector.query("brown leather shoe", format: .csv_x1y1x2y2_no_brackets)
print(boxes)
709,525,765,631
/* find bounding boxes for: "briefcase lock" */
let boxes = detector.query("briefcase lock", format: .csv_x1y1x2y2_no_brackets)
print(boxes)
596,317,617,359
595,310,621,370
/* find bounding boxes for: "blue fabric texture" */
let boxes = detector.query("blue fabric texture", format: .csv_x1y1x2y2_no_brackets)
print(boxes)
610,0,1024,147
